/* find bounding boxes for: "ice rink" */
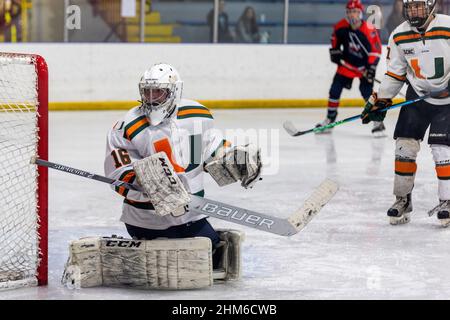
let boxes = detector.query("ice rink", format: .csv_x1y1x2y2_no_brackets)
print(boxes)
2,107,450,300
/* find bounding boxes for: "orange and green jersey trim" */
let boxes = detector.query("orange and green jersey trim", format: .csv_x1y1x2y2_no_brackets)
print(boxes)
177,106,213,120
393,27,450,45
124,115,149,141
386,71,407,82
423,27,450,41
115,170,136,197
393,30,422,45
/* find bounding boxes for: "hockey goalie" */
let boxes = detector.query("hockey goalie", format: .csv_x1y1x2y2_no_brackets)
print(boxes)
62,63,263,290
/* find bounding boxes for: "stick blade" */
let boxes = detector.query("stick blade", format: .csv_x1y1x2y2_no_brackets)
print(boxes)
283,121,302,136
287,179,339,235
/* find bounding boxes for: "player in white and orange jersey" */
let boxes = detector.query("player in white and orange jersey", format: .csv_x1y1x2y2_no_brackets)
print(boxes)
361,0,450,226
104,63,262,267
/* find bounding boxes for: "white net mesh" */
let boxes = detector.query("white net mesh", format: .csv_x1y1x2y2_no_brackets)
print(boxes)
0,54,41,289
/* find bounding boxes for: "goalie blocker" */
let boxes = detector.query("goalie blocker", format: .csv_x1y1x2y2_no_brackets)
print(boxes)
132,152,191,217
62,229,244,290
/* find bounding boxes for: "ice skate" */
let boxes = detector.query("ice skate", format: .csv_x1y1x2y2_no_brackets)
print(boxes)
387,193,412,225
428,200,450,227
315,117,334,134
372,121,386,138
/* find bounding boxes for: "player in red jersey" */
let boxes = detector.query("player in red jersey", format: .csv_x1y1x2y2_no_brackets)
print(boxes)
317,0,384,136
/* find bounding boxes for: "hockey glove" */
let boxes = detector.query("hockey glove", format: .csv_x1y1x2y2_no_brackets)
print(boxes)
364,64,377,84
361,93,391,124
329,48,343,65
133,152,191,216
205,144,262,189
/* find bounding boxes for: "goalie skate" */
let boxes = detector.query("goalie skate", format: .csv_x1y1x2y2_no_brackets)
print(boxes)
387,194,412,225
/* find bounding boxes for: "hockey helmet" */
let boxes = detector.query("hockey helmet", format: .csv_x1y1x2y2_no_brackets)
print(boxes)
402,0,436,29
346,0,364,26
346,0,364,11
139,63,183,126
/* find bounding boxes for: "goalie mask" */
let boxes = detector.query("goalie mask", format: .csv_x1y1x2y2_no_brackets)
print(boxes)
403,0,436,29
139,63,183,126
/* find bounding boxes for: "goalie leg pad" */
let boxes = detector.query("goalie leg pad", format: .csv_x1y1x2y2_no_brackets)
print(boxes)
62,236,213,290
213,229,245,281
393,138,420,197
133,152,191,216
61,237,103,289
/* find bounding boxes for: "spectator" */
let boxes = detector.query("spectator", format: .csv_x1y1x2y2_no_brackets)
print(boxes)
1,0,22,42
235,6,261,43
207,0,234,43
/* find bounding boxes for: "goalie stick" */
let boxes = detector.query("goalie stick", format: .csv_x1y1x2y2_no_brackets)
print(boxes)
283,88,450,137
32,158,339,237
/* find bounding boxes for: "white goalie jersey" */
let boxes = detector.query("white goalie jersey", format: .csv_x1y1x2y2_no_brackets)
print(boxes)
104,99,226,230
378,14,450,105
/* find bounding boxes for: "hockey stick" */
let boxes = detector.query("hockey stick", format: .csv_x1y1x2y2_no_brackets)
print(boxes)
32,158,339,237
340,60,365,75
284,88,449,137
339,60,404,97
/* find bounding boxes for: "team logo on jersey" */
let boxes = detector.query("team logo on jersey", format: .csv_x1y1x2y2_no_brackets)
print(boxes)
348,33,364,58
153,138,186,173
403,48,415,56
410,57,445,80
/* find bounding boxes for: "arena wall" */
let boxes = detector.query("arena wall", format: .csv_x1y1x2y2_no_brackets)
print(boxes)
1,43,396,110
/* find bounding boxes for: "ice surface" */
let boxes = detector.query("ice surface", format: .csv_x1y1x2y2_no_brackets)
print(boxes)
1,108,450,300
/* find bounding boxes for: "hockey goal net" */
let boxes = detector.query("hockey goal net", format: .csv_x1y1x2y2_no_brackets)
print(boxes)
0,53,48,289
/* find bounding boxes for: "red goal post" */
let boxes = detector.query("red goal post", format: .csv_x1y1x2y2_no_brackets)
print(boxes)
0,52,48,289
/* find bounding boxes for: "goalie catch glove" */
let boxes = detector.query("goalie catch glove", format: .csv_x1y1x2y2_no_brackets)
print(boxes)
205,144,262,189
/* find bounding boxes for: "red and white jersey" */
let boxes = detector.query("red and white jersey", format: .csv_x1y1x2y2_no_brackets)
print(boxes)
379,14,450,105
104,99,225,230
331,19,382,78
